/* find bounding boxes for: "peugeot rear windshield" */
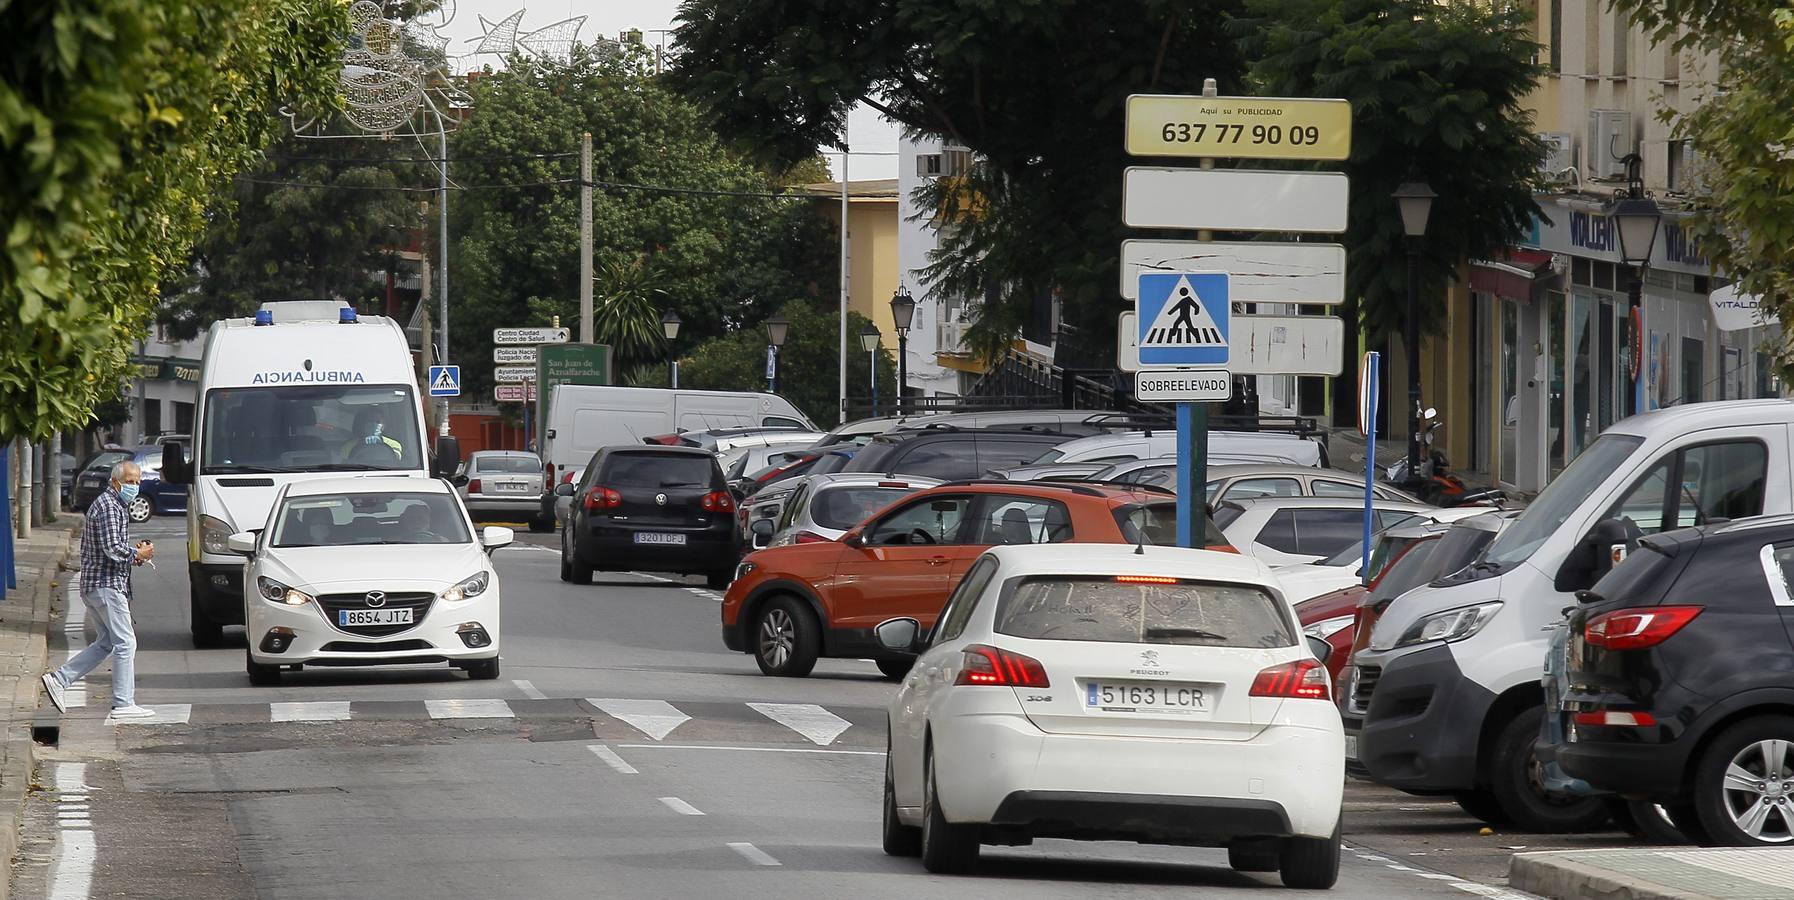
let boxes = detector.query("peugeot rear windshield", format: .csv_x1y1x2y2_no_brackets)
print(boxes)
995,577,1295,648
201,385,423,474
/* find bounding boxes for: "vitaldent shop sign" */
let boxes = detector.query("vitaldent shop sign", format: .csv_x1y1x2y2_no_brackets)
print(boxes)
1526,202,1712,277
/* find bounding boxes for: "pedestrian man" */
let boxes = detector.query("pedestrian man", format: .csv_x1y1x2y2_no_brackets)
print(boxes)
41,459,157,719
341,406,402,462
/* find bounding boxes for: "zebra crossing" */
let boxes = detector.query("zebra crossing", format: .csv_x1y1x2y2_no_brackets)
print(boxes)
97,695,887,747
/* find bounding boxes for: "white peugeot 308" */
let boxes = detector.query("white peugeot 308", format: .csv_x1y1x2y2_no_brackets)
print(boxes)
877,544,1344,889
230,476,508,685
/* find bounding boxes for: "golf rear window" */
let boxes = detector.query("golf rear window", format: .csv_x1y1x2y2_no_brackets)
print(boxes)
603,453,714,488
994,577,1295,648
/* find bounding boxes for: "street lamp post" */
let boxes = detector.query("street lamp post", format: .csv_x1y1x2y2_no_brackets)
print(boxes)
1609,172,1662,417
766,315,790,395
859,324,882,416
1392,182,1436,486
890,288,916,415
660,310,682,388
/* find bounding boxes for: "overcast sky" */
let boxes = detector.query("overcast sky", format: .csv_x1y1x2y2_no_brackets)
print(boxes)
425,0,898,179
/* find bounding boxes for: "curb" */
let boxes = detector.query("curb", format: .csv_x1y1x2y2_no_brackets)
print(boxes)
1510,852,1714,900
0,524,80,900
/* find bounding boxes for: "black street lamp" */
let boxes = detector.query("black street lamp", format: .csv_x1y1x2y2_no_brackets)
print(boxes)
859,324,882,416
1610,187,1662,416
660,309,681,387
890,288,916,414
766,315,790,394
1392,181,1436,485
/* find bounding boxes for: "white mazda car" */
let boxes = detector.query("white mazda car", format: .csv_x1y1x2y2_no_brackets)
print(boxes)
876,544,1344,889
229,477,508,685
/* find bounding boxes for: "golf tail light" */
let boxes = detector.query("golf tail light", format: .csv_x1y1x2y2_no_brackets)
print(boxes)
467,478,482,493
1572,710,1659,728
584,486,622,510
702,490,735,512
1585,606,1703,650
1250,659,1331,700
955,645,1050,687
793,531,829,544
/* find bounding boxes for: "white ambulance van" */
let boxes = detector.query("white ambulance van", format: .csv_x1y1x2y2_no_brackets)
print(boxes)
161,301,459,647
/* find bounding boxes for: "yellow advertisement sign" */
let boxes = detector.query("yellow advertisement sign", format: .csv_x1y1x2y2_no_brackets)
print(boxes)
1126,95,1352,161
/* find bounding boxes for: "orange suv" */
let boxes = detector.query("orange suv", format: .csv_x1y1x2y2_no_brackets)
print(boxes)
721,481,1232,677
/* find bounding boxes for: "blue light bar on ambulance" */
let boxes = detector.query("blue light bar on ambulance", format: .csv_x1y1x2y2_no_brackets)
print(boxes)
254,310,273,326
339,307,358,323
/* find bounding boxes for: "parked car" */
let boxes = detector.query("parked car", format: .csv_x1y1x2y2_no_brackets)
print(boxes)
722,436,828,484
230,476,508,685
843,427,1083,483
1033,430,1328,468
874,544,1343,887
736,448,861,551
758,474,941,547
1552,515,1794,846
988,461,1113,483
890,409,1120,434
70,449,135,512
558,446,737,588
721,481,1232,677
542,466,585,529
540,385,811,488
57,452,77,508
813,416,906,448
1215,496,1432,567
1274,505,1497,604
456,450,551,531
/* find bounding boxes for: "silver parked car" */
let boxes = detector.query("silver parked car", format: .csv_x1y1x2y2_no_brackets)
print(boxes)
457,450,552,531
753,473,943,548
1096,460,1419,504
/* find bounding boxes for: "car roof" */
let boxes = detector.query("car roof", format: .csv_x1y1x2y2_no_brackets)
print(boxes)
283,475,446,497
921,480,1175,503
1224,496,1431,511
978,544,1279,589
804,473,943,490
1610,399,1794,437
471,449,539,458
1209,463,1356,479
600,445,715,458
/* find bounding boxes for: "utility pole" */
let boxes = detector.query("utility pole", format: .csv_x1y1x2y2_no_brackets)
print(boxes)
580,131,594,344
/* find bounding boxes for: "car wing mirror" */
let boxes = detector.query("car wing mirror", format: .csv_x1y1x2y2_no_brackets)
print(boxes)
481,526,514,553
843,528,865,549
750,519,776,539
1306,635,1332,666
555,483,576,497
432,436,462,480
1554,518,1638,593
874,617,922,655
161,441,190,485
226,531,258,556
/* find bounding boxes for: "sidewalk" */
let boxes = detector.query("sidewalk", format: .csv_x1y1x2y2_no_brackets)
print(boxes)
1511,846,1794,900
0,518,81,900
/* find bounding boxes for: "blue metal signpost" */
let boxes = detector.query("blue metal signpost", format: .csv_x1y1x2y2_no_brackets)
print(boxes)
1360,351,1381,584
1136,272,1232,548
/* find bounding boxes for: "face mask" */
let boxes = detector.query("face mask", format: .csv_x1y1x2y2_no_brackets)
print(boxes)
118,483,140,503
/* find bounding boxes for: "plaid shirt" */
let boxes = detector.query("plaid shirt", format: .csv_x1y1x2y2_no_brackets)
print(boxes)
79,489,136,596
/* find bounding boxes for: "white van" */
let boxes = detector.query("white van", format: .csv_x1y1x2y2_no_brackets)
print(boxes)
1346,400,1788,832
160,301,456,648
539,385,812,486
1031,429,1326,468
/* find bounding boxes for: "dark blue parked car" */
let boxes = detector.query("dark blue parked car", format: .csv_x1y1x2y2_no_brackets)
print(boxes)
128,440,191,523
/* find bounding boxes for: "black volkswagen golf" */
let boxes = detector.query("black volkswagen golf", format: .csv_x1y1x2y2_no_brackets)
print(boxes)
1557,515,1794,846
558,446,738,588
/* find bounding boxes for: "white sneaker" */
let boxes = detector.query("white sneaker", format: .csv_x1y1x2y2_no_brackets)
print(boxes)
40,674,66,714
108,705,157,720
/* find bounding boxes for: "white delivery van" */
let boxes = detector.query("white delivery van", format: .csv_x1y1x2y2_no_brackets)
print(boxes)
1346,400,1789,832
539,385,813,487
1031,429,1327,467
160,301,457,648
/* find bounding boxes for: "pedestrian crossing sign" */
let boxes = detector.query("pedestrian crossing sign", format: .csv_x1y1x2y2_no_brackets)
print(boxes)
1136,272,1230,367
428,365,461,397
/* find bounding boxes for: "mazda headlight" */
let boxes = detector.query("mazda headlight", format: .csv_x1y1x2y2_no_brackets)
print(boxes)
1394,602,1503,648
441,572,490,603
201,515,234,555
257,576,314,606
1303,614,1355,642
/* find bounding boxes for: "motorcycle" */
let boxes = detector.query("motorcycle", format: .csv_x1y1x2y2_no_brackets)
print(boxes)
1384,407,1505,507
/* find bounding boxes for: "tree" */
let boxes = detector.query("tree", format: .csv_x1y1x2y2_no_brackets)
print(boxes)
670,0,1249,365
1609,1,1794,369
679,301,896,425
0,0,345,440
1232,0,1546,342
445,48,838,400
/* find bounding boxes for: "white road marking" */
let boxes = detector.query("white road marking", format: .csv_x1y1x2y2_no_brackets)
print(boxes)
618,743,882,757
511,679,548,700
424,698,514,719
632,572,676,584
48,763,93,900
270,701,351,723
728,842,781,867
590,698,689,740
658,797,705,816
684,588,722,601
587,744,638,775
1451,885,1533,900
748,702,852,745
110,704,190,725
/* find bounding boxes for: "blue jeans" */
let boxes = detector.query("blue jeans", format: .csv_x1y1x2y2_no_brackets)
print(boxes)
52,587,136,709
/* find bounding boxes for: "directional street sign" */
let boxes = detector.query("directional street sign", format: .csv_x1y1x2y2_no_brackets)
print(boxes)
493,346,539,364
1136,272,1230,368
492,326,570,346
1121,240,1345,305
494,383,538,403
427,365,460,397
494,366,536,383
1122,168,1349,233
1125,95,1352,161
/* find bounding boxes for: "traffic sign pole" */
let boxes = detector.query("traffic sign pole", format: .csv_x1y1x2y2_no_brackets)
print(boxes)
1360,351,1381,585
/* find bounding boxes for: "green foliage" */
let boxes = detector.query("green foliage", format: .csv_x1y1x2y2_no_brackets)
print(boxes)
446,48,837,400
1233,0,1546,341
0,0,345,441
678,301,895,425
671,0,1248,367
1611,0,1794,371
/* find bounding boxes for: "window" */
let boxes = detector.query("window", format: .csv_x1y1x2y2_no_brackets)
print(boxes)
1760,545,1794,608
866,495,972,546
1222,477,1302,501
1488,434,1645,565
1612,9,1628,77
271,491,471,547
977,439,1059,475
1118,465,1175,488
1114,502,1228,548
201,385,423,474
602,453,714,488
811,485,916,530
971,497,1073,545
934,557,999,643
890,442,979,481
1310,479,1365,499
473,455,541,474
995,577,1296,648
1675,442,1767,526
1294,509,1367,556
1257,510,1300,553
1211,503,1247,530
776,483,812,531
1549,0,1562,73
762,416,806,429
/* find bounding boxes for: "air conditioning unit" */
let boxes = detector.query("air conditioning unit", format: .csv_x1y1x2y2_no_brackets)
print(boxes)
1538,132,1574,179
1586,109,1634,179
